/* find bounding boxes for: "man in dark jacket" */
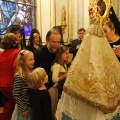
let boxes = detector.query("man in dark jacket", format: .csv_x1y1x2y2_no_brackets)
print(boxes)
34,28,61,88
70,28,85,59
33,28,61,120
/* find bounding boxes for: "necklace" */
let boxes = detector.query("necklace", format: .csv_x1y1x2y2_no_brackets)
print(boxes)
109,35,120,43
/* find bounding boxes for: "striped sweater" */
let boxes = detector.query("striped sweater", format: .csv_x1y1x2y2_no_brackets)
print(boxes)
13,74,30,112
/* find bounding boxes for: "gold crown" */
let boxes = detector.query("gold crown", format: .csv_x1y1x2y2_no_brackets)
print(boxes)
89,0,112,25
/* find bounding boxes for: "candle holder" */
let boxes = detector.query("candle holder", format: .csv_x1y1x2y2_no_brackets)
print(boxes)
58,5,67,34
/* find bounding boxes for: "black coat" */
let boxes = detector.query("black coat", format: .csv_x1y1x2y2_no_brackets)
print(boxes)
33,45,56,89
69,39,82,59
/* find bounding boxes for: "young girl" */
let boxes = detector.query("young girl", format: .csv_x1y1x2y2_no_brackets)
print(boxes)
49,45,69,120
12,50,34,120
27,67,54,120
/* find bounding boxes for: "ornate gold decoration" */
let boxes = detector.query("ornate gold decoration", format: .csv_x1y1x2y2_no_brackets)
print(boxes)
22,0,28,2
24,18,28,24
58,5,67,34
89,0,112,25
61,5,66,25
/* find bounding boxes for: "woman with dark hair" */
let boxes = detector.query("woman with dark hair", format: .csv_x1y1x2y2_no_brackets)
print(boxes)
0,33,20,120
27,29,42,52
10,25,26,50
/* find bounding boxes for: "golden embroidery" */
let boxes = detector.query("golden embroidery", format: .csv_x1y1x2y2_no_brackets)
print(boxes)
64,53,120,114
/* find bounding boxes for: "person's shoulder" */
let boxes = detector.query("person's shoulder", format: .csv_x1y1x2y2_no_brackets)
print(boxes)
15,73,23,80
73,39,79,41
7,48,20,53
4,49,20,56
14,49,20,53
51,63,62,71
11,49,20,58
34,89,50,97
33,46,43,54
52,63,61,67
39,44,43,48
26,45,32,50
34,45,46,53
72,39,80,43
0,50,2,57
41,90,51,98
73,38,79,40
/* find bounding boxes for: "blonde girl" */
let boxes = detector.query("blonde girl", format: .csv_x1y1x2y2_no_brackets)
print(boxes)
12,50,34,120
27,67,54,120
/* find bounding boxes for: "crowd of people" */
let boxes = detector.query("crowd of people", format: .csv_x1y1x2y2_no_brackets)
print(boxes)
0,27,69,120
0,4,120,120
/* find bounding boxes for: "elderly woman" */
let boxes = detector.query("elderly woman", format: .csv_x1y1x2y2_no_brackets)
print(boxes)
103,21,120,61
0,33,20,120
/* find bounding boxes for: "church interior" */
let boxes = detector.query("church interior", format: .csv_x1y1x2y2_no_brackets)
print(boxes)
0,0,120,120
0,0,120,45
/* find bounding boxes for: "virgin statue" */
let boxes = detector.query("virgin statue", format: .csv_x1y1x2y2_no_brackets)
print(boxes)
57,0,120,120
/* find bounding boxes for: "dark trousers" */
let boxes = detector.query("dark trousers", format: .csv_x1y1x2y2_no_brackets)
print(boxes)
0,87,15,120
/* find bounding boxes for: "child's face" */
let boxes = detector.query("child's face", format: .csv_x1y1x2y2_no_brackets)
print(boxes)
61,49,69,62
43,75,48,84
25,53,35,70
